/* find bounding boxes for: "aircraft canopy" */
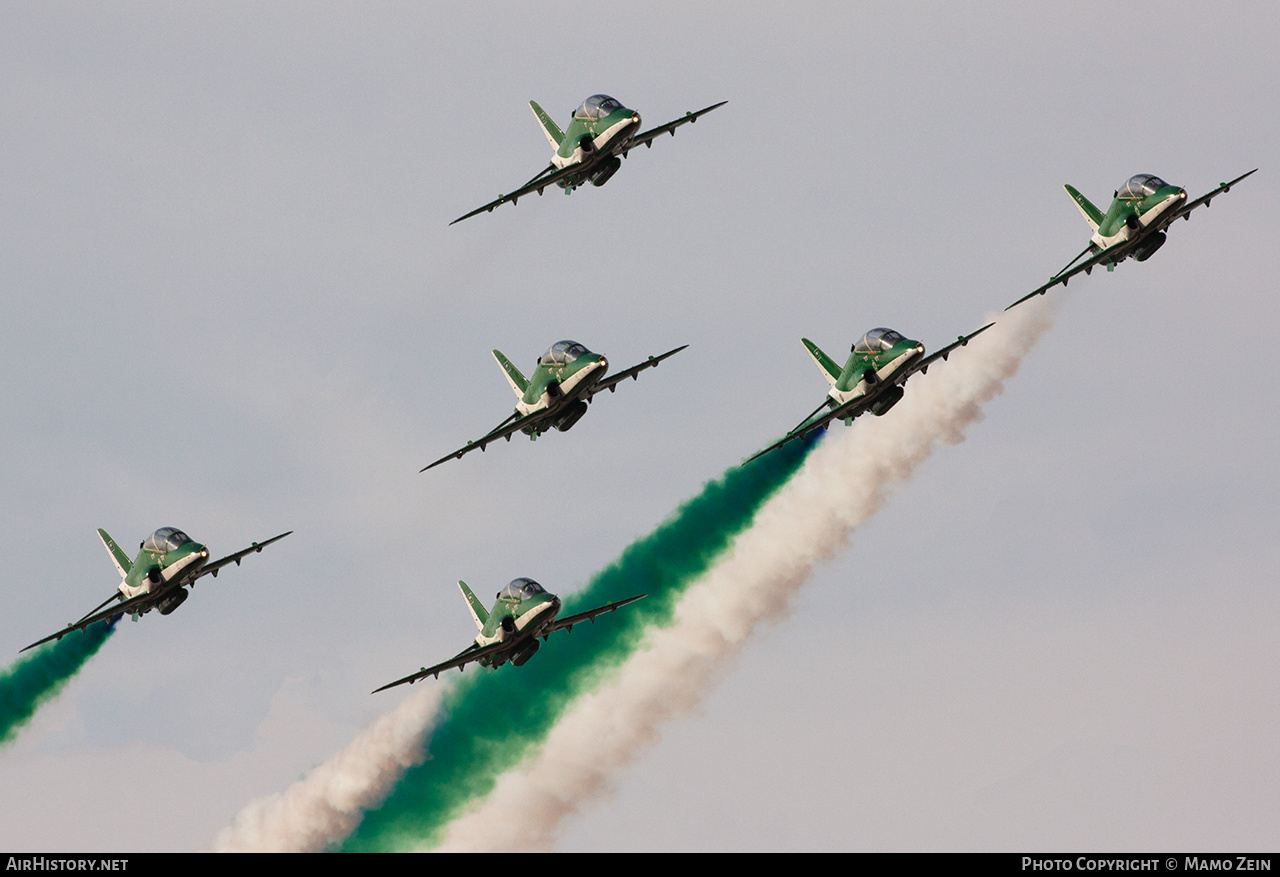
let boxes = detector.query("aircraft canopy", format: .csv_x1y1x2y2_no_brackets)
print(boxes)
540,340,590,366
854,328,906,354
1117,174,1171,200
574,94,623,121
144,527,191,553
500,578,546,600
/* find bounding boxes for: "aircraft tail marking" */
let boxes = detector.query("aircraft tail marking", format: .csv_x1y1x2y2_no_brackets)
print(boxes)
492,350,529,397
801,339,841,386
1064,185,1102,231
529,101,565,149
96,528,131,579
457,581,489,630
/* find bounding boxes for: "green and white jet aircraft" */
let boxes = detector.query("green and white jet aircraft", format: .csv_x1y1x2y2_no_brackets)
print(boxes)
20,527,291,652
450,94,727,224
373,578,645,692
1007,169,1257,310
421,339,686,471
744,323,994,464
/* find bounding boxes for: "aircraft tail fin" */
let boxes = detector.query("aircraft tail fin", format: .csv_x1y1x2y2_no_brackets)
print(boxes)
97,528,132,579
529,101,565,149
457,580,489,630
492,350,529,397
1064,185,1103,231
801,339,841,386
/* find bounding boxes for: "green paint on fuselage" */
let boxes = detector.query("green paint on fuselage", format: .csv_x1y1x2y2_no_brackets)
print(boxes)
1094,181,1185,239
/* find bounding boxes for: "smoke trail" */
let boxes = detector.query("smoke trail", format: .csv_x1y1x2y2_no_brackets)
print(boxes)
211,434,814,852
0,621,115,747
211,685,445,852
434,300,1055,851
339,435,815,852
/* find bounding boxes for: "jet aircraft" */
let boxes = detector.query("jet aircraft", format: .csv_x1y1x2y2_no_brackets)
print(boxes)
21,527,291,652
421,340,686,471
450,94,727,224
1007,169,1257,310
373,578,645,692
744,323,994,464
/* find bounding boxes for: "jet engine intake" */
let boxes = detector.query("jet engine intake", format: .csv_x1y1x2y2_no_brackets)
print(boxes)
147,566,163,586
499,615,517,639
578,135,596,158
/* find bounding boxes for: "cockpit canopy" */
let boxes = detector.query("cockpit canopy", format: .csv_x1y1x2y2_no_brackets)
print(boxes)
574,94,623,121
539,340,590,366
1117,174,1171,200
500,577,547,601
854,328,905,354
144,527,191,553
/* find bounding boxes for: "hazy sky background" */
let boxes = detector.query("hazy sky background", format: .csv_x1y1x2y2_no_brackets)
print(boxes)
0,2,1276,851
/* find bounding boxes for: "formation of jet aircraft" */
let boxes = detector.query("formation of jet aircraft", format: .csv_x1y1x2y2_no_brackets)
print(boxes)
744,323,994,464
373,578,645,692
22,528,291,652
1006,169,1256,310
450,94,726,224
21,84,1257,709
421,340,686,471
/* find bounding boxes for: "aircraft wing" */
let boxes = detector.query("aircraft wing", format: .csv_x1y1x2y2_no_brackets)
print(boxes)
624,101,728,153
1008,170,1258,311
743,324,995,465
741,396,864,465
449,162,587,225
194,531,293,580
420,409,554,472
542,593,647,635
1161,169,1257,225
895,323,995,380
1006,244,1123,310
372,642,508,692
585,345,688,399
19,591,149,652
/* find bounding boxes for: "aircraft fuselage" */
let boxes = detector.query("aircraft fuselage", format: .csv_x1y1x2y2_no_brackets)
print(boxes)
474,589,561,669
827,343,924,408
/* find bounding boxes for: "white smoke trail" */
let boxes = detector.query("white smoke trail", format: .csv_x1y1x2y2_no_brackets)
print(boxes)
435,300,1055,852
210,684,445,852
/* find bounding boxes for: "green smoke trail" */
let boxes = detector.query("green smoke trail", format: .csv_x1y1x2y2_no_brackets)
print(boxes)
0,621,115,747
342,436,816,851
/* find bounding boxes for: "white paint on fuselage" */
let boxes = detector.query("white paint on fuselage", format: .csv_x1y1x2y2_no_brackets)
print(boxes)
827,349,918,406
474,599,559,649
550,118,638,170
119,551,204,599
515,360,607,417
1090,194,1182,251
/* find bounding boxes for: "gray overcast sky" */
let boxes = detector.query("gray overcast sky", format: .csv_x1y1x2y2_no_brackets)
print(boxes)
1,2,1276,851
